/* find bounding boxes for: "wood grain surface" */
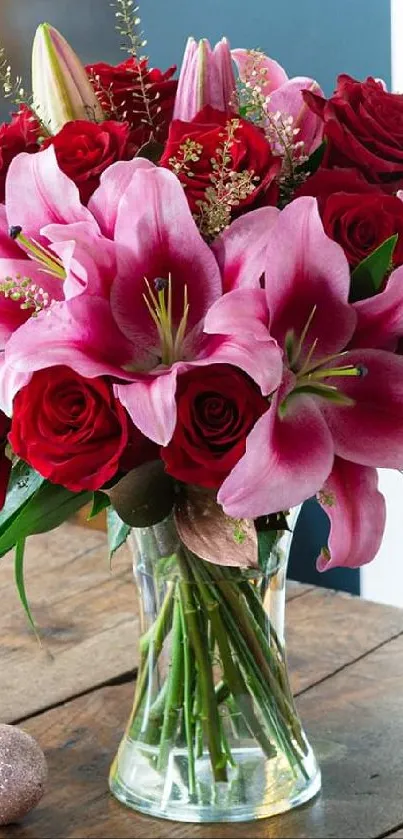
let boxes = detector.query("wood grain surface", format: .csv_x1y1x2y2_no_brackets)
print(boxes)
1,523,403,838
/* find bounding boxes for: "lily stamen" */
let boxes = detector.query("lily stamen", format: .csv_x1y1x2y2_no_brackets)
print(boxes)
301,364,365,384
290,304,317,368
9,226,66,280
143,275,189,366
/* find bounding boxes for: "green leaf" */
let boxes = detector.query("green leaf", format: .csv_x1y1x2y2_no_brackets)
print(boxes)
0,482,91,557
107,506,131,560
136,139,164,163
106,460,175,527
0,461,45,539
88,490,110,520
307,141,326,174
350,234,398,302
14,538,40,640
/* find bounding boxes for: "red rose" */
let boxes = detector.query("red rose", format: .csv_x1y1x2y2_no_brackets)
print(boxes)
160,105,280,221
9,367,152,492
0,411,11,509
161,365,268,489
42,119,135,204
304,75,403,188
87,58,177,146
297,167,403,268
0,107,40,201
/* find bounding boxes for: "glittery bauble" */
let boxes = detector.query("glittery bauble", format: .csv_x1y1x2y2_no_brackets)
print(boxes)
0,724,47,826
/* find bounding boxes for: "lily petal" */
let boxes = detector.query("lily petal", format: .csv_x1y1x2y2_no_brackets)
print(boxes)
115,367,179,446
204,288,271,342
218,391,334,518
88,158,155,239
263,196,356,361
196,330,283,396
317,458,386,570
212,207,279,292
352,266,403,351
42,221,117,298
112,166,222,346
323,349,403,468
6,147,93,243
3,295,133,388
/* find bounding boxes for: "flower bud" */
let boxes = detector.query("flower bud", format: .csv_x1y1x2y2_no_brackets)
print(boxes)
32,23,105,134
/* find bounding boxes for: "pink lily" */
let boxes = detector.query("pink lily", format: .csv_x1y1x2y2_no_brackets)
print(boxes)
316,458,386,571
205,196,403,568
173,37,236,120
0,147,282,441
232,48,324,157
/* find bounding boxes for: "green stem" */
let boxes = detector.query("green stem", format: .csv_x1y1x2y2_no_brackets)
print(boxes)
130,582,175,727
201,562,308,777
177,551,228,782
188,554,277,760
157,589,184,771
178,586,196,796
241,581,296,709
139,581,175,659
194,677,204,759
207,564,306,754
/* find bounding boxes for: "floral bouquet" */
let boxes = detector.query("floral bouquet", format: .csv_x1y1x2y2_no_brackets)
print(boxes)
0,0,403,825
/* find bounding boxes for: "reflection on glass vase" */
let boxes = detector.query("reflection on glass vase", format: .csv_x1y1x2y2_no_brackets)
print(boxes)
109,508,321,823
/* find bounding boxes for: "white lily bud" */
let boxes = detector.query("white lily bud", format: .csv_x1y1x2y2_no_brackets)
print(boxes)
32,23,105,134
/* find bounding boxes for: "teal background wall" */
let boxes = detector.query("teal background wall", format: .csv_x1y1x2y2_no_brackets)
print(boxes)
0,0,392,122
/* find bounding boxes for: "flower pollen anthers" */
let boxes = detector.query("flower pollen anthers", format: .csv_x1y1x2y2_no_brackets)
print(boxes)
0,276,51,316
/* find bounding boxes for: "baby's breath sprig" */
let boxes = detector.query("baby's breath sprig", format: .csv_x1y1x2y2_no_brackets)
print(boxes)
111,0,146,59
87,70,120,120
236,49,309,205
110,0,161,138
0,46,50,139
169,139,203,178
197,120,259,240
0,47,27,109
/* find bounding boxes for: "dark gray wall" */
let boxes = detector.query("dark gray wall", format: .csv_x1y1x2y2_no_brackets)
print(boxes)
0,0,392,119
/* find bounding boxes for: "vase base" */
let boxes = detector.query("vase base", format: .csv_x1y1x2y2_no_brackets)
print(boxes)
109,741,321,823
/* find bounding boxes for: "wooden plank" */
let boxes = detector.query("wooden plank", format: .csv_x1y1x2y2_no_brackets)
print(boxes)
3,527,403,722
2,631,403,839
0,525,137,722
286,586,403,693
0,524,311,722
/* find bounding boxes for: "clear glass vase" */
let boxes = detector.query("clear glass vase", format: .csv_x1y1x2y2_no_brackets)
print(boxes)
109,509,321,823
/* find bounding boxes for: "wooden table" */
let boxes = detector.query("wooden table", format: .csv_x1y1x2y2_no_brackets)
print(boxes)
1,522,403,838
